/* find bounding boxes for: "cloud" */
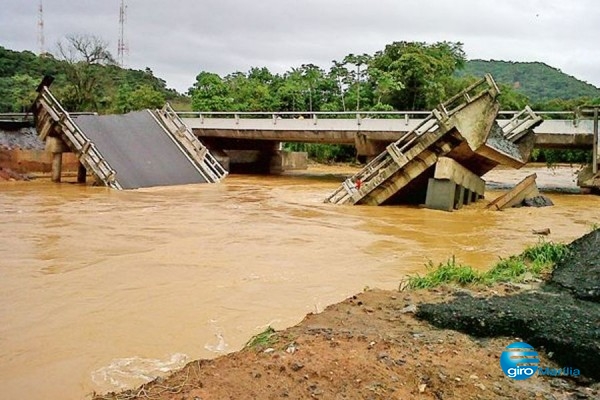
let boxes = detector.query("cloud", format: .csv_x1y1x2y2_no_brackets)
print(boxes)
1,0,599,93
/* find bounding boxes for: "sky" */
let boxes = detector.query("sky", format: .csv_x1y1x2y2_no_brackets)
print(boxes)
1,0,599,94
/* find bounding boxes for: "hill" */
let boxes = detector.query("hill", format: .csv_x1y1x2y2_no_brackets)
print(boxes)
459,60,600,103
0,46,186,113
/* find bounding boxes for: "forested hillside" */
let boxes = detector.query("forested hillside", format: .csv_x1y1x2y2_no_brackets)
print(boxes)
0,40,186,114
459,60,600,103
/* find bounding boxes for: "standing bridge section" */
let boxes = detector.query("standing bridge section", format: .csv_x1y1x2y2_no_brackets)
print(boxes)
32,77,226,189
180,97,599,197
180,109,597,167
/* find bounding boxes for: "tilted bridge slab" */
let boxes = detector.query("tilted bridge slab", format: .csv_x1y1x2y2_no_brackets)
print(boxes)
33,77,226,189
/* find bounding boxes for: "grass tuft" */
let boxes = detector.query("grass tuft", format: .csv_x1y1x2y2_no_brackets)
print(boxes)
407,256,479,289
245,326,276,349
405,240,570,290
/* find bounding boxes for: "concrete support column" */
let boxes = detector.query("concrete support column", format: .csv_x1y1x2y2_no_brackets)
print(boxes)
77,162,87,184
454,186,465,210
51,153,62,183
269,150,284,174
425,179,457,211
355,134,388,163
463,189,472,206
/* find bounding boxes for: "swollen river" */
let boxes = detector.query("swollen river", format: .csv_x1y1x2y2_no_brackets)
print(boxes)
0,165,598,399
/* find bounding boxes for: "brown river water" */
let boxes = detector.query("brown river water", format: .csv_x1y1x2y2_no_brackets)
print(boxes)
0,164,598,400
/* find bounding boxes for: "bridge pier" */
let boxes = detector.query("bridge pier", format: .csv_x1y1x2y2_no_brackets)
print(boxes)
577,106,600,193
77,162,86,183
424,157,486,211
51,153,62,183
200,138,307,174
46,137,70,183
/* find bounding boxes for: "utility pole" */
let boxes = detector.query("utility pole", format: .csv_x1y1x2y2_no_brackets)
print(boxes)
37,0,45,54
117,0,128,67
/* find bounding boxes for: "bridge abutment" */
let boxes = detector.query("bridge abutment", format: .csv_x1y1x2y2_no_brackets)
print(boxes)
201,138,307,174
355,134,388,163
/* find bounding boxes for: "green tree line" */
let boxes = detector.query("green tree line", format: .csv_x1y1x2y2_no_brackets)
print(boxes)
0,35,185,114
1,38,598,163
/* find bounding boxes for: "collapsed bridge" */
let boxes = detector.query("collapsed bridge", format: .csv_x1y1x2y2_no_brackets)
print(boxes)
325,74,543,210
32,77,226,189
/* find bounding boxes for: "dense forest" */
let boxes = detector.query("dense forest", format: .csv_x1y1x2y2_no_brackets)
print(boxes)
0,36,186,115
1,38,598,163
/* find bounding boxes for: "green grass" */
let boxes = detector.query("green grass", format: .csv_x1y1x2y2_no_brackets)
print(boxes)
405,240,571,290
407,256,479,289
244,326,276,349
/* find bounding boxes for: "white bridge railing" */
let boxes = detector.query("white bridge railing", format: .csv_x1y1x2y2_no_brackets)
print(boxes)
175,110,579,126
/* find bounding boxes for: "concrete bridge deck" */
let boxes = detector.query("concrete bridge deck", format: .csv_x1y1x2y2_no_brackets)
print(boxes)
32,79,226,189
181,111,595,150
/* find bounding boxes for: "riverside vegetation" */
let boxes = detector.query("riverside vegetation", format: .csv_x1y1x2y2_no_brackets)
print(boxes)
406,240,571,289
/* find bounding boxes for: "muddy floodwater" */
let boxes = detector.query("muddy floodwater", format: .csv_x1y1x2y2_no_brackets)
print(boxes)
0,164,598,400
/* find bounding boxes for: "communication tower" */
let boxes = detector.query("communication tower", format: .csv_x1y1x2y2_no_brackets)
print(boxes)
117,0,128,67
37,0,45,54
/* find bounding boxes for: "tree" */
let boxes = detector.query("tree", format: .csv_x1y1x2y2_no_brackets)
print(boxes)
190,72,232,111
129,85,165,110
114,83,165,113
224,68,280,111
343,53,371,111
329,61,349,111
55,34,116,111
10,74,38,112
277,69,305,111
370,41,466,110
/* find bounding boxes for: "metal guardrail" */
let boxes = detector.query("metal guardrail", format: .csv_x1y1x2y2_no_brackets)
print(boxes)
499,106,543,142
36,87,122,189
0,112,97,120
175,109,578,122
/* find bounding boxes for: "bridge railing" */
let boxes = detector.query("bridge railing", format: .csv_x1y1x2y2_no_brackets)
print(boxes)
176,110,585,127
35,86,122,189
1,110,586,125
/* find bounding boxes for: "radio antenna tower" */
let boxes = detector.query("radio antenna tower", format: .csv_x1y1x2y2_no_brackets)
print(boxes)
117,0,128,67
37,0,45,54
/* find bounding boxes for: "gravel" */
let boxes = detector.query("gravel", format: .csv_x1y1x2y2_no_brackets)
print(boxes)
0,128,44,150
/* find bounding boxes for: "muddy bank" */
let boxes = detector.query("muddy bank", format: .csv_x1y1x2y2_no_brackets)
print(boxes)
0,127,80,173
91,228,600,400
94,287,600,400
0,167,31,181
417,229,600,381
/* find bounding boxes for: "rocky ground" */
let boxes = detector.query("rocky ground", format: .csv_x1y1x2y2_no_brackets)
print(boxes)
0,127,44,151
94,231,600,400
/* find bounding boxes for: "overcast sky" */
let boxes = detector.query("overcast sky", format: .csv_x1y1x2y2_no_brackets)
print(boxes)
1,0,599,94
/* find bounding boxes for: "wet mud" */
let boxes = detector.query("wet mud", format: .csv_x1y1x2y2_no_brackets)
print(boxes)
416,229,600,381
550,229,600,302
